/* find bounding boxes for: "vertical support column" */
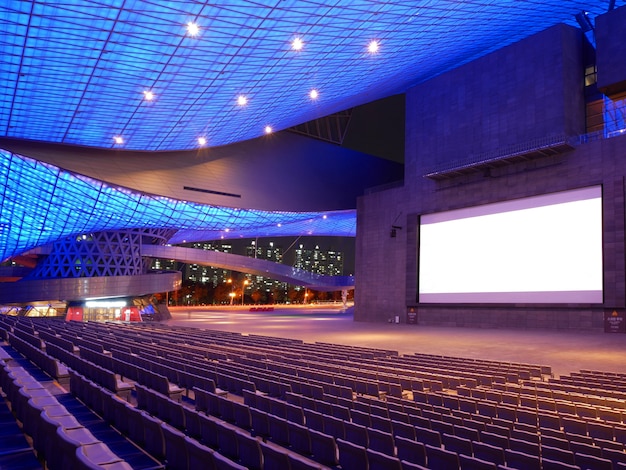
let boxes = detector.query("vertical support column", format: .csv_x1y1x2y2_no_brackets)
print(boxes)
602,178,626,308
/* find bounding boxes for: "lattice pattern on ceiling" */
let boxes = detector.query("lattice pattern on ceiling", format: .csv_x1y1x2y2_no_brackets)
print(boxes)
0,148,356,261
0,0,610,151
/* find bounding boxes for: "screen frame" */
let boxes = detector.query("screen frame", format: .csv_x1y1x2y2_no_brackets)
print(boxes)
416,185,605,307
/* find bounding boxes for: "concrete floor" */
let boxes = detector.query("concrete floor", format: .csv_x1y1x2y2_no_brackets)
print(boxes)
167,305,626,378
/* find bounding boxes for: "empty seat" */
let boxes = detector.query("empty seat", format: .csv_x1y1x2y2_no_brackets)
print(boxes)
183,407,202,440
391,419,416,440
234,430,262,470
260,440,291,469
267,413,290,446
454,425,480,442
141,411,166,462
322,414,345,439
185,436,215,469
425,444,460,470
250,408,270,440
344,421,369,448
395,435,427,467
337,438,369,470
473,441,505,466
442,433,473,456
509,437,540,456
55,426,102,470
415,425,442,447
303,409,324,433
162,422,188,470
199,413,220,449
309,429,338,468
367,448,403,470
574,452,613,470
480,431,509,449
216,425,239,461
503,448,540,470
587,421,615,442
289,421,312,456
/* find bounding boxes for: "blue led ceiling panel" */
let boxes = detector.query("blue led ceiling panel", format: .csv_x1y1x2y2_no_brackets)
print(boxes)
0,148,355,261
0,0,610,151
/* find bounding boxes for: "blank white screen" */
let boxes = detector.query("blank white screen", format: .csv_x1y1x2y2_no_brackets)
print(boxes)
419,186,603,303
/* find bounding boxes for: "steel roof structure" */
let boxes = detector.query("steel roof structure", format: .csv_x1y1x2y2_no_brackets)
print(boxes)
0,1,610,151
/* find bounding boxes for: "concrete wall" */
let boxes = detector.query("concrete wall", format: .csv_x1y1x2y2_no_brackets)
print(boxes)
355,23,626,331
596,5,626,96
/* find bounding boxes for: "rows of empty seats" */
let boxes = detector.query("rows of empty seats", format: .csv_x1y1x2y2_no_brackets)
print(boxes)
0,346,152,469
2,315,626,469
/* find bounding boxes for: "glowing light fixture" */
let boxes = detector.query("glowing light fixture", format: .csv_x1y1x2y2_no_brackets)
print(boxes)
237,95,247,106
368,40,380,53
113,136,123,144
264,125,272,134
309,89,319,100
85,300,126,308
292,37,303,50
197,137,207,146
186,22,199,37
143,90,154,101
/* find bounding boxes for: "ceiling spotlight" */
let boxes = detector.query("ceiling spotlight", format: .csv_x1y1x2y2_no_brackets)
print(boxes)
197,137,207,146
186,22,200,37
292,37,303,51
264,125,272,134
237,95,248,106
113,136,123,144
309,89,319,100
368,40,379,53
143,90,154,101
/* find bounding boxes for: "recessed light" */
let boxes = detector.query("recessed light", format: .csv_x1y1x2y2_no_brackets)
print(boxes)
187,22,199,37
368,40,379,53
113,136,123,144
309,89,319,100
264,125,272,134
292,37,303,51
198,137,207,146
143,90,154,101
237,95,248,106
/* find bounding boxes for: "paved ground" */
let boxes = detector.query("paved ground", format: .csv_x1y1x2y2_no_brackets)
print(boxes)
167,305,626,378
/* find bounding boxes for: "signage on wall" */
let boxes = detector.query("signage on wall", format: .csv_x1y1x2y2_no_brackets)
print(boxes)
604,309,626,333
407,307,418,324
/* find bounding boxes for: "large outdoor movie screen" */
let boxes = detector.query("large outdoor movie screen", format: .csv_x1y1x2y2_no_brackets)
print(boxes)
418,186,603,304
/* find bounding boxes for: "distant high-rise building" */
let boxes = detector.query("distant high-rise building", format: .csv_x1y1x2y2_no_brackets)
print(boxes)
245,240,287,295
294,244,343,276
151,242,232,286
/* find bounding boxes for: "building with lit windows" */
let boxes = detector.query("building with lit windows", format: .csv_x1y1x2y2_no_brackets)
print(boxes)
294,245,344,278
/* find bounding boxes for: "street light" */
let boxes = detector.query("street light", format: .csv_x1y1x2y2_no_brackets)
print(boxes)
227,278,234,305
242,279,249,305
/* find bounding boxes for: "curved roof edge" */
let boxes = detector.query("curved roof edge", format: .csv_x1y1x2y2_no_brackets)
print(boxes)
0,132,403,212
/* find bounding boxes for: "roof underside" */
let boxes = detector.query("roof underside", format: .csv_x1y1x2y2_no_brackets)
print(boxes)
0,0,611,151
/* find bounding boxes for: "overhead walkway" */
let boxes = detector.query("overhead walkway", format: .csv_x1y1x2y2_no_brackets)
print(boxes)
142,245,354,291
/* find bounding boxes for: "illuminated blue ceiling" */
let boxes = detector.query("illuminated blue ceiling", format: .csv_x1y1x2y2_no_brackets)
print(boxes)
0,0,611,151
0,148,355,261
